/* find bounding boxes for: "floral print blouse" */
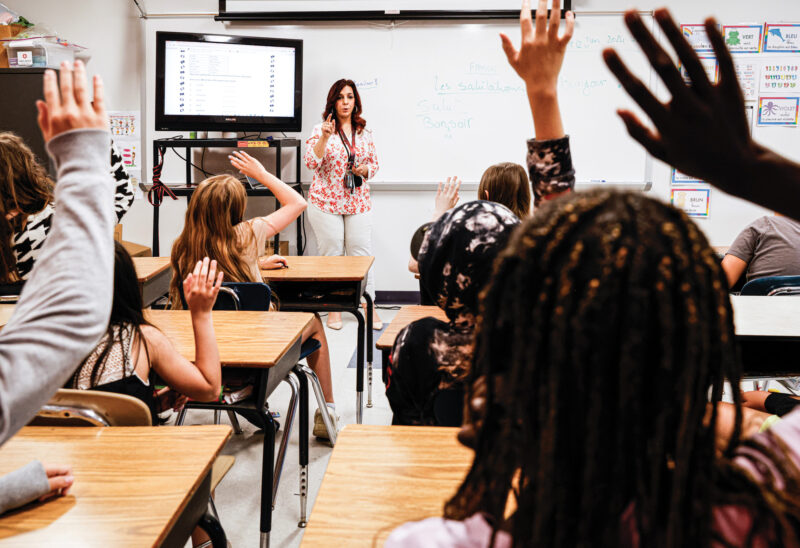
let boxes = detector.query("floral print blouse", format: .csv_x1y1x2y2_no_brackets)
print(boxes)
304,124,380,215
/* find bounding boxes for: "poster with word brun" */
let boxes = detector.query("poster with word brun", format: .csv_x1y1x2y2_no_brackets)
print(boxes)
671,188,711,218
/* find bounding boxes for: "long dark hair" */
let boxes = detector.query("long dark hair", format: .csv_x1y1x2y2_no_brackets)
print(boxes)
323,79,366,133
74,241,151,387
0,132,54,283
446,190,800,547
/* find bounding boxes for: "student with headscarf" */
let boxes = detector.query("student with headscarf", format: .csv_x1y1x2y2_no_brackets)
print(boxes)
385,201,520,426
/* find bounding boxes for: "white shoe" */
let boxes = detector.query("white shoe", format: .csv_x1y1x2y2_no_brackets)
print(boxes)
313,407,339,440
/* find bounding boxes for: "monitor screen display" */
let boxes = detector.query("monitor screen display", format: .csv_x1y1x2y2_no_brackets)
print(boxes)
156,32,302,132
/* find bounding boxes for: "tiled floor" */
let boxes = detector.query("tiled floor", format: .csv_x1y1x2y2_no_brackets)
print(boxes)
178,308,398,548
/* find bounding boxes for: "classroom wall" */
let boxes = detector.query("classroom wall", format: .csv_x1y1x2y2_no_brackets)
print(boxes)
8,0,800,293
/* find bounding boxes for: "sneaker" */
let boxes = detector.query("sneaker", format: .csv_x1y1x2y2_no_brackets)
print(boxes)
313,407,339,440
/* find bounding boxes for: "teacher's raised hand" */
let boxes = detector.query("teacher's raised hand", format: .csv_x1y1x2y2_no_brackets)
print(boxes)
321,113,335,139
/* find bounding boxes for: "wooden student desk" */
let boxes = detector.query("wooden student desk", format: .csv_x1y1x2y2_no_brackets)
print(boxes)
146,309,314,548
377,305,448,383
0,304,14,329
301,425,472,547
133,256,172,308
0,425,231,547
261,255,376,424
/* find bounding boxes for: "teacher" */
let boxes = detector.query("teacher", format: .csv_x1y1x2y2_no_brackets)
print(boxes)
304,78,381,330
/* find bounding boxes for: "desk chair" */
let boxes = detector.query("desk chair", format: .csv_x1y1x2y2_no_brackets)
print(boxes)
0,281,23,304
29,389,230,548
741,276,800,296
739,276,800,394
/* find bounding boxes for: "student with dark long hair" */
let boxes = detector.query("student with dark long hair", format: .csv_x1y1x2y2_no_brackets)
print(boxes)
70,242,222,421
391,188,800,547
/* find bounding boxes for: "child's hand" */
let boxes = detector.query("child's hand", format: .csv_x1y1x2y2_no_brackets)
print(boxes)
434,176,461,218
229,150,269,182
259,254,288,270
500,0,574,97
39,465,74,502
156,387,189,412
37,60,108,143
183,257,223,314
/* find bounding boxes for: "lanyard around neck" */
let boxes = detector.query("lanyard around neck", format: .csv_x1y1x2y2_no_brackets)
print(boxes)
338,126,356,162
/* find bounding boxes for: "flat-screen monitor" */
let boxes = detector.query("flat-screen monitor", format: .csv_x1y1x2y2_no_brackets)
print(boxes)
155,32,302,132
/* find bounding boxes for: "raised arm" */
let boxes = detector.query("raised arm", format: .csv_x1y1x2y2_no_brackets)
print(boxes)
229,150,307,237
502,0,576,205
147,258,222,402
604,9,800,221
501,0,574,140
0,61,114,444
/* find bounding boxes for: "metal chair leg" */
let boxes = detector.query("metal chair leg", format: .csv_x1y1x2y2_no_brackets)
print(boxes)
197,511,227,548
299,365,337,445
175,408,187,426
296,367,309,528
364,292,374,408
272,373,299,508
213,410,221,425
226,410,243,435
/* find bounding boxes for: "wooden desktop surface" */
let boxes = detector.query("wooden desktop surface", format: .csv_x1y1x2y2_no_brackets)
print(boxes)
133,256,171,282
0,304,14,330
260,256,374,282
731,295,800,338
301,425,472,547
145,310,313,368
0,425,231,547
377,305,448,350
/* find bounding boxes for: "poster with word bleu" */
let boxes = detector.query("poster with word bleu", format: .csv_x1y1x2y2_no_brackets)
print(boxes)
757,96,800,126
681,24,715,52
764,24,800,53
723,25,762,54
671,188,711,218
760,64,800,93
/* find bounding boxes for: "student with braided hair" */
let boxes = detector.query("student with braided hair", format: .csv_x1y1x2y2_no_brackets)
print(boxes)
388,188,800,547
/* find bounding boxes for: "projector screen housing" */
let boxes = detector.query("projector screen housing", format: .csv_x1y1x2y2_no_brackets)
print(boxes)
155,32,303,132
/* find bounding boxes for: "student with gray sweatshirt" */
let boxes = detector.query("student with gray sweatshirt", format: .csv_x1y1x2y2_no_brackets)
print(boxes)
0,61,114,514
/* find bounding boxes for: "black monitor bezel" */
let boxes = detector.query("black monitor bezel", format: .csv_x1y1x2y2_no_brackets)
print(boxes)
155,31,303,132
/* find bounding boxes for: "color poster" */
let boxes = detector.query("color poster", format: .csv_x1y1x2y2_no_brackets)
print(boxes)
760,63,800,93
681,56,718,85
671,188,711,218
681,24,714,52
723,25,763,53
734,59,758,100
757,96,800,126
764,24,800,53
671,169,703,185
745,105,754,132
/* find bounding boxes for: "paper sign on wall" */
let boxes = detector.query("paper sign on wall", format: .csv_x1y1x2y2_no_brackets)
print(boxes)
671,169,704,185
109,111,139,138
757,96,800,126
764,24,800,53
734,59,758,100
745,105,754,132
760,64,800,93
671,188,711,218
723,25,763,54
681,56,718,84
681,24,715,52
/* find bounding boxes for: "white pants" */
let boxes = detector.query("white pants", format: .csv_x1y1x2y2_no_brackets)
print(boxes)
307,201,375,299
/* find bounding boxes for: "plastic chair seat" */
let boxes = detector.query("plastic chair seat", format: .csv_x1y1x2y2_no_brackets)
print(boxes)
741,275,800,296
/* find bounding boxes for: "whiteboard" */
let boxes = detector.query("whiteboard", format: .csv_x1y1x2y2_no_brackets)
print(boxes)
223,1,534,13
293,16,652,183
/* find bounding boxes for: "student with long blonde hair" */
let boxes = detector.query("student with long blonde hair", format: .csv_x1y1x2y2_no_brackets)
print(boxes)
169,150,338,438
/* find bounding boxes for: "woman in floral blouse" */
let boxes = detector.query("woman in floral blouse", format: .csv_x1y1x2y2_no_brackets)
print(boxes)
304,78,382,329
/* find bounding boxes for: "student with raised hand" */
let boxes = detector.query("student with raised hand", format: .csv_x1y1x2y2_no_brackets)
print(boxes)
390,189,800,547
604,8,800,221
169,150,340,439
0,61,114,512
69,243,222,422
